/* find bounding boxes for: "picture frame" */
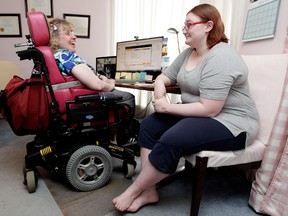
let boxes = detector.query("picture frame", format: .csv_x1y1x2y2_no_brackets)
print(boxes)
0,14,22,37
25,0,53,18
63,14,91,38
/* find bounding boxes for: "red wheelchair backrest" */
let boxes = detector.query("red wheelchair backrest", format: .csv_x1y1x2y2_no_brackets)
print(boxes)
27,11,66,85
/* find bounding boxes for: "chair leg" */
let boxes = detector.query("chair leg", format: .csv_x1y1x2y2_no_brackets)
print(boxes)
190,156,208,216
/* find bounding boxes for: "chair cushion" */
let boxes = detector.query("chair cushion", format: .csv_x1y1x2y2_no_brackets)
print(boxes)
185,140,266,167
185,54,288,167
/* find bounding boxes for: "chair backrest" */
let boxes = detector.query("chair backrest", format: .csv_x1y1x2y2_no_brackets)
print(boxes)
27,12,50,47
242,54,288,145
27,12,66,85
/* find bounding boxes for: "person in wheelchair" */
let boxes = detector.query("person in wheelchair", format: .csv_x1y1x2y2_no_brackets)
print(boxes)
48,18,135,116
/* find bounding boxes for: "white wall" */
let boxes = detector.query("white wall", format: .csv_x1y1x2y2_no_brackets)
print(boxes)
238,0,288,54
0,0,112,78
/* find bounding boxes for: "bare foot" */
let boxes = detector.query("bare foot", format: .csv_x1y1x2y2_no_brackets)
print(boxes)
112,190,139,212
127,187,159,212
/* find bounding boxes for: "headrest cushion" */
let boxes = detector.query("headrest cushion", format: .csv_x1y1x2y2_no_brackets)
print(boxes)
27,12,50,47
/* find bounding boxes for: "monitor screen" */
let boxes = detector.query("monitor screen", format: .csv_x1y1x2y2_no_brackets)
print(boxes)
116,36,163,73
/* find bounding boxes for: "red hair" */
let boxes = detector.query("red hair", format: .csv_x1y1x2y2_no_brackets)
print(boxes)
188,4,229,48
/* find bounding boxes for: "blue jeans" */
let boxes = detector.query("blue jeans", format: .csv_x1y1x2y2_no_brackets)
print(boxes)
138,113,246,174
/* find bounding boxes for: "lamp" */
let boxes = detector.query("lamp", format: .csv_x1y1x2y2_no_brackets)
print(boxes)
167,27,180,54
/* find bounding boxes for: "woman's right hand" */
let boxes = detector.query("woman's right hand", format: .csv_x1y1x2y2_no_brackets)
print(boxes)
153,96,170,113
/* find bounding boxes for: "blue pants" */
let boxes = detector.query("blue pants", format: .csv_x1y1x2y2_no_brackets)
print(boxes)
138,113,246,174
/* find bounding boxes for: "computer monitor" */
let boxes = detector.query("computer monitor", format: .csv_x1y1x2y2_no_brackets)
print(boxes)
115,36,163,82
96,56,116,79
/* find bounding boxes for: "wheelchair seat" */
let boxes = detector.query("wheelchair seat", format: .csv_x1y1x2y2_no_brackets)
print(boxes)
11,11,139,193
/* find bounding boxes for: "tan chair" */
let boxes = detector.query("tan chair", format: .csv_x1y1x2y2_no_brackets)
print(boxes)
184,54,288,216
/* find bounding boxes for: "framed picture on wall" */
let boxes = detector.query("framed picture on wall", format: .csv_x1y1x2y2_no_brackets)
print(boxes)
0,14,22,37
63,14,91,38
25,0,53,17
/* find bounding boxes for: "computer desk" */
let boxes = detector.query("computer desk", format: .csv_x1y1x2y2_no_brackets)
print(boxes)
115,83,180,94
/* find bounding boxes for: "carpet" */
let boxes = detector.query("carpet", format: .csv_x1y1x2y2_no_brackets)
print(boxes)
0,119,63,216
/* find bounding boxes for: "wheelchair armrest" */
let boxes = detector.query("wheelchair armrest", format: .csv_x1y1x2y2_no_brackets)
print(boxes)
75,92,123,103
16,48,44,61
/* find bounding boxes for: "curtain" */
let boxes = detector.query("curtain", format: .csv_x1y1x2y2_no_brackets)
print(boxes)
111,0,245,53
110,0,199,59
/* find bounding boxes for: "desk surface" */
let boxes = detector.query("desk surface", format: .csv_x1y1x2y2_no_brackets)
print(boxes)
115,83,180,94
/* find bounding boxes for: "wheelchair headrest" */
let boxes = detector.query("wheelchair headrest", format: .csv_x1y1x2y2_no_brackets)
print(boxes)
27,12,50,47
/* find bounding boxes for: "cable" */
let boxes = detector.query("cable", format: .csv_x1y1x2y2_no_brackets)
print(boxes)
134,92,154,119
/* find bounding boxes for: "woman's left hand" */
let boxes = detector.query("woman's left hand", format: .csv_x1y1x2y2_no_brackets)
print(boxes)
152,96,169,113
99,75,108,81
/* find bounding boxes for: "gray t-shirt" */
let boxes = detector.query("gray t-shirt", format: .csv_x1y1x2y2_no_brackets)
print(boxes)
163,42,259,146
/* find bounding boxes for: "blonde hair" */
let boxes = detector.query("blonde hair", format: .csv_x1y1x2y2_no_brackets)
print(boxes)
48,18,74,53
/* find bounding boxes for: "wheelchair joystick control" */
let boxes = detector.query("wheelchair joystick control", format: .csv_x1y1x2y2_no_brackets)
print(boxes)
99,92,123,101
75,92,123,102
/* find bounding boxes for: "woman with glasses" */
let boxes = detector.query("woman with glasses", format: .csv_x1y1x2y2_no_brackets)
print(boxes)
48,18,135,113
112,3,259,212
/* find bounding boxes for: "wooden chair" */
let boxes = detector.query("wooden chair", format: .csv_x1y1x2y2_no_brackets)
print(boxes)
184,54,288,216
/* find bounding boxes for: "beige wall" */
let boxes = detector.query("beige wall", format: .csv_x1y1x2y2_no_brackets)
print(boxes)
0,61,19,89
0,0,112,79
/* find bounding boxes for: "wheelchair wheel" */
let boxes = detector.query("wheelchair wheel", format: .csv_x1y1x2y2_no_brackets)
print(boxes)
66,145,113,192
122,160,136,179
25,170,37,193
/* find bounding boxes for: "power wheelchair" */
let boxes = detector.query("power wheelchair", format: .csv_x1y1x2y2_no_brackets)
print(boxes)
5,12,140,193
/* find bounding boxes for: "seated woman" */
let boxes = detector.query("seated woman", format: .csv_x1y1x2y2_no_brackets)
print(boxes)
48,18,135,115
112,3,259,212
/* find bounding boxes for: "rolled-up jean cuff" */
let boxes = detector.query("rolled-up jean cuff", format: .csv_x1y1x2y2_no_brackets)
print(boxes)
148,145,178,174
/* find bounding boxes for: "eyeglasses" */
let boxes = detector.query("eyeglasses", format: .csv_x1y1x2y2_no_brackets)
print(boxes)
182,21,204,31
50,25,75,37
63,30,75,36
